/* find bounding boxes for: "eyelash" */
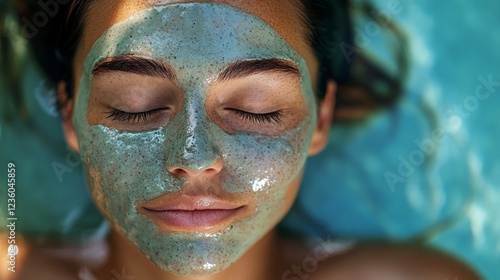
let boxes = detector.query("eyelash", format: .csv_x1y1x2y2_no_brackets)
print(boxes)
105,108,282,125
233,110,283,124
105,108,163,123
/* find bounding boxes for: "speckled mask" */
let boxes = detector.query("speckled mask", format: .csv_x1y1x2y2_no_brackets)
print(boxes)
74,3,317,276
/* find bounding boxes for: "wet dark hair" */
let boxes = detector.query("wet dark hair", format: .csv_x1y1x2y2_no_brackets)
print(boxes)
15,0,408,121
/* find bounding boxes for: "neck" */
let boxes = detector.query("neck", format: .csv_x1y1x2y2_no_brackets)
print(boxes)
95,229,284,280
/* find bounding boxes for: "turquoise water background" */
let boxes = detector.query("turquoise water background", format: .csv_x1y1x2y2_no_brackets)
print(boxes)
282,0,500,278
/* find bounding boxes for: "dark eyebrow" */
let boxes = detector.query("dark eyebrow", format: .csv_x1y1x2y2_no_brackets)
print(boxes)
92,55,176,81
217,59,300,82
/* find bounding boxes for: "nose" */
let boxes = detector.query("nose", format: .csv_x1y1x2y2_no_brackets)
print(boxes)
166,117,223,179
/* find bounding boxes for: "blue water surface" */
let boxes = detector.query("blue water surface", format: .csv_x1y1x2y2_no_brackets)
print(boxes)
281,0,500,278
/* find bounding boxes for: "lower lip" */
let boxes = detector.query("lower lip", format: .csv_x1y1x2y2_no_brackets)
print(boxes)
144,207,244,230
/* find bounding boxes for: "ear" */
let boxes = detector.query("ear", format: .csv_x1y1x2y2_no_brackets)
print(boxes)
308,80,336,156
58,81,79,153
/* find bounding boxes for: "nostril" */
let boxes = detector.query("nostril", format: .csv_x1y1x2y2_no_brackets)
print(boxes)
167,156,223,178
202,166,221,176
167,167,189,178
210,156,224,173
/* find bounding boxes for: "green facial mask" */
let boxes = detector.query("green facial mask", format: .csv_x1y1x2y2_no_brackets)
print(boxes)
74,3,317,276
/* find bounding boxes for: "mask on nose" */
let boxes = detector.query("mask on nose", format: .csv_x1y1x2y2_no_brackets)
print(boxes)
74,3,317,275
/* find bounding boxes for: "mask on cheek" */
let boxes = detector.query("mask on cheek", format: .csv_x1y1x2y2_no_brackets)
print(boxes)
73,3,317,276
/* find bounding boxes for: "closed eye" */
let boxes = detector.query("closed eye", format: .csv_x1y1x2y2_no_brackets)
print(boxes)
105,108,165,123
231,109,283,125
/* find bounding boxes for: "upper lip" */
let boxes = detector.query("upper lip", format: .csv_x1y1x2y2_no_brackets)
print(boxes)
140,194,245,212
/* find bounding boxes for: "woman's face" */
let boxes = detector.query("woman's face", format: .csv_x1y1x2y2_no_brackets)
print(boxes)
65,0,332,276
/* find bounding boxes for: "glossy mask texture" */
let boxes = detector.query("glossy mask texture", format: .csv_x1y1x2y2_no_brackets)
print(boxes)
74,4,317,275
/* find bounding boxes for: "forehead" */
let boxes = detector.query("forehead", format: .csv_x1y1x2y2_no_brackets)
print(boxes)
75,0,318,82
83,4,303,76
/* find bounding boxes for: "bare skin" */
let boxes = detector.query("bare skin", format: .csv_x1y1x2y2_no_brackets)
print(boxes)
1,232,479,280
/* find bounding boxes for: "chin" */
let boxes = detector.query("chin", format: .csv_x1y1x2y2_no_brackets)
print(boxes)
122,218,253,277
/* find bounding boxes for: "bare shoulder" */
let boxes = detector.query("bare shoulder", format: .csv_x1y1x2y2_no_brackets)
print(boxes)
281,242,480,280
313,244,480,280
1,233,83,280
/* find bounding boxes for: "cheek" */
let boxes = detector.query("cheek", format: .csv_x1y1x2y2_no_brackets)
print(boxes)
79,126,184,230
284,173,304,210
212,129,310,241
220,138,305,194
218,120,312,200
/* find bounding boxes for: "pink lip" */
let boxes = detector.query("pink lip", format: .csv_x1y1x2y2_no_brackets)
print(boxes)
143,208,244,229
140,195,248,231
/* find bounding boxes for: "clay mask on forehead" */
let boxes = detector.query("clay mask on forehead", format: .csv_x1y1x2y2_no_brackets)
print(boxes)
74,3,317,276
